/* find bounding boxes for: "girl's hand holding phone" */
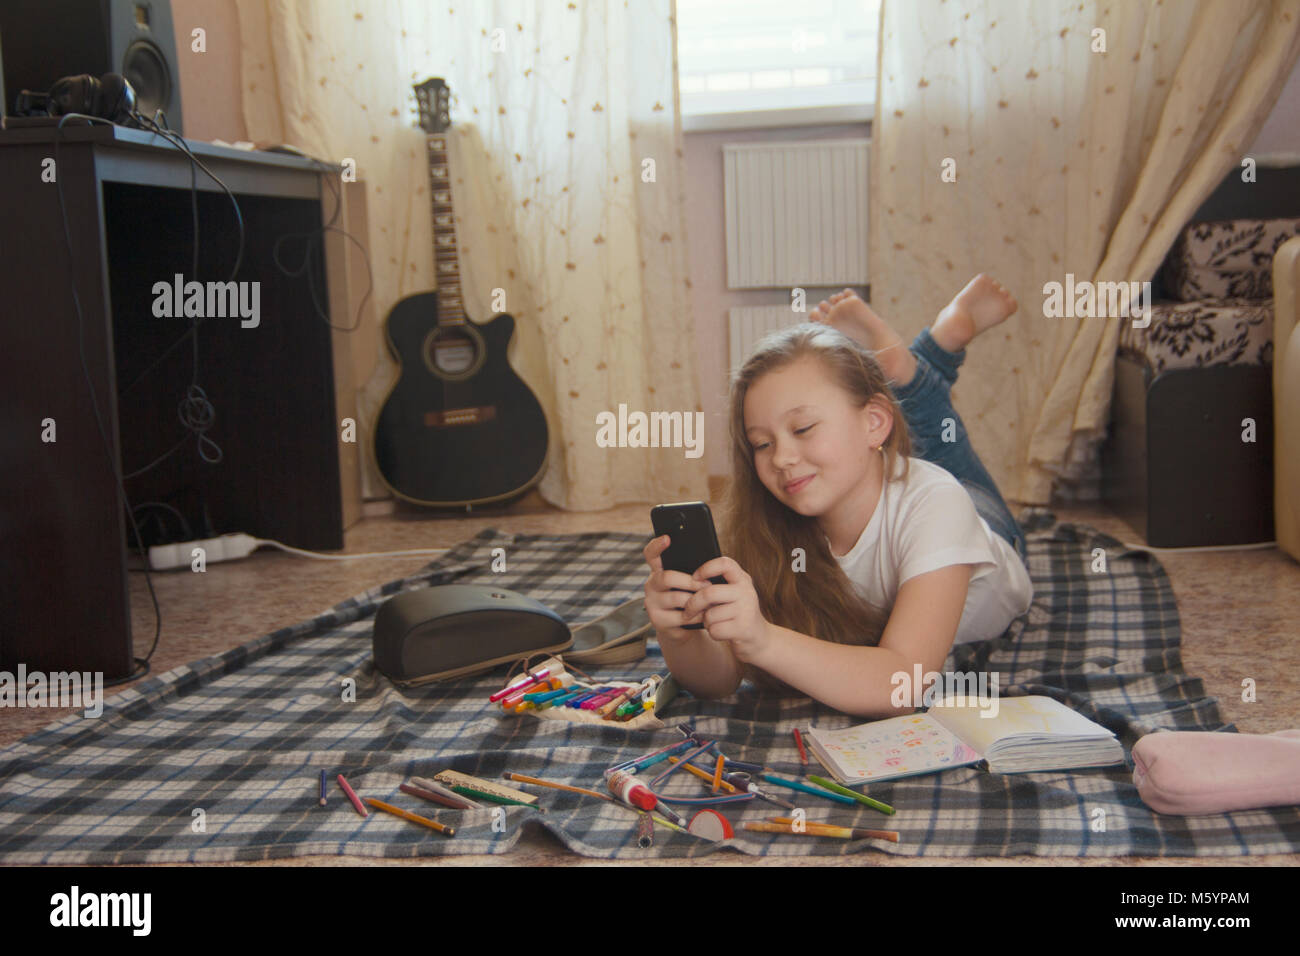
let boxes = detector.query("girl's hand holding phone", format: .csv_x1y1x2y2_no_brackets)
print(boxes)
642,534,705,640
679,556,773,663
642,535,772,662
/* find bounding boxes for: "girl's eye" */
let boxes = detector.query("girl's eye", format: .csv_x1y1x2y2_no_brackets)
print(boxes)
754,429,811,455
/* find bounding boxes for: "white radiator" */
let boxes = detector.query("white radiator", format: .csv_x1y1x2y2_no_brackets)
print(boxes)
723,139,870,289
728,305,807,376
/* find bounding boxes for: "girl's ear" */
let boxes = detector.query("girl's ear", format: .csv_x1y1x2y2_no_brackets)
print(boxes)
864,393,894,446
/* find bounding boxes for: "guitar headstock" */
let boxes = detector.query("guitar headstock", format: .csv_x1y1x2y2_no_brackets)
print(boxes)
414,78,451,134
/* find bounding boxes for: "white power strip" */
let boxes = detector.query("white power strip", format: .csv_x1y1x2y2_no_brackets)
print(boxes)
145,533,452,570
148,533,259,570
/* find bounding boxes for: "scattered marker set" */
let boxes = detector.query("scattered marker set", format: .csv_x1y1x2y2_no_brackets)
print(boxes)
600,726,900,843
491,663,662,721
314,720,902,847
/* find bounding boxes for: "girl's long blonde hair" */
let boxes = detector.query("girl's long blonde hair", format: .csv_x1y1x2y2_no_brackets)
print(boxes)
719,322,913,692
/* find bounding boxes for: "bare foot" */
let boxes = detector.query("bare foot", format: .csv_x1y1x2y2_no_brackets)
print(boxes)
809,289,917,386
930,274,1018,353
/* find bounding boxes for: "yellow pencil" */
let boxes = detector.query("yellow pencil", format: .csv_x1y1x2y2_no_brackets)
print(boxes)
666,755,739,793
762,817,900,842
504,772,614,802
364,797,456,837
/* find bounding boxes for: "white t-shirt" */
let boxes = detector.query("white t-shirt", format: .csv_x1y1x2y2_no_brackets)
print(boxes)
827,456,1033,645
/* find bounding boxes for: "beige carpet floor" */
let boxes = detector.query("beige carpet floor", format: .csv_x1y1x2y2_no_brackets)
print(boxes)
4,493,1298,867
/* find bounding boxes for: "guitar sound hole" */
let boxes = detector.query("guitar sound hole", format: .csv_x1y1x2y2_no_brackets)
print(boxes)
428,328,477,374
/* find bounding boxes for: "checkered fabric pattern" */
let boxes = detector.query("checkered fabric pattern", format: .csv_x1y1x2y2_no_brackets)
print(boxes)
1,512,1291,862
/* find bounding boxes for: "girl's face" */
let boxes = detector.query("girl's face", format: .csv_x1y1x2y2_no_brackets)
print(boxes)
743,356,888,519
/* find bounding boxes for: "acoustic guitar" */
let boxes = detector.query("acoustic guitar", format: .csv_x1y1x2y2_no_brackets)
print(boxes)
372,78,550,508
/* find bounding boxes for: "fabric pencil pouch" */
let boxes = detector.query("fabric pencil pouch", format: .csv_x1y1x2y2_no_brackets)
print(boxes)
1131,728,1300,815
496,655,680,732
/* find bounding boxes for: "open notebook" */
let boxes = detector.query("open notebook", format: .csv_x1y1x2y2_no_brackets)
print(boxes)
804,695,1126,785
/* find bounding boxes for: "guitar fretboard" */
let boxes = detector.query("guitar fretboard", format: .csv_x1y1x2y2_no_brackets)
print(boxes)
426,134,465,327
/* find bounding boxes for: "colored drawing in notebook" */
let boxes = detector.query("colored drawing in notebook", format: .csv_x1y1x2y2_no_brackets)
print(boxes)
816,713,980,779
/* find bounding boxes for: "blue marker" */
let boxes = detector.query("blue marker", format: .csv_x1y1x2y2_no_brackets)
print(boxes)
611,738,698,776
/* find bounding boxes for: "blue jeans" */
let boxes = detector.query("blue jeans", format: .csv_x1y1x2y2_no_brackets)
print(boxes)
890,327,1028,563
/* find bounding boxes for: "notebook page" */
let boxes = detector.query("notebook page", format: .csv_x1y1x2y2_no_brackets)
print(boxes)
807,712,982,782
930,695,1113,754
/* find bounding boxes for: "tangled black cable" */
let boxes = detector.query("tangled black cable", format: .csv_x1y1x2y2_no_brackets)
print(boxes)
113,108,241,478
270,158,372,333
178,383,221,464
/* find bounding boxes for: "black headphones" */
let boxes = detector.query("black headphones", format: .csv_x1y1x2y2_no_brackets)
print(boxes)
15,72,139,126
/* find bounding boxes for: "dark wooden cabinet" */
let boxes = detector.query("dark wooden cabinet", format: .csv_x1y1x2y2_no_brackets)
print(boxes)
0,124,361,679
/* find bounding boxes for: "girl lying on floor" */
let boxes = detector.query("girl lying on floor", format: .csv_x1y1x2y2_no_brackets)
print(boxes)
643,275,1033,718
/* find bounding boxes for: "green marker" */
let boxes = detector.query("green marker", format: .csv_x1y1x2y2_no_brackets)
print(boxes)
806,775,896,815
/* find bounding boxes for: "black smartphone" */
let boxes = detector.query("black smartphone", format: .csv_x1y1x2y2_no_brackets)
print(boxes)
651,501,727,630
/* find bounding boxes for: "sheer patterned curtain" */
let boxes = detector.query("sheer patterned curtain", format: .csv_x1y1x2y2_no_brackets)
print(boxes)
871,0,1300,505
235,0,708,509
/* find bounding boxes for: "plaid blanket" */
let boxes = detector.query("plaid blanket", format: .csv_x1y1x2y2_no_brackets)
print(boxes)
1,512,1295,862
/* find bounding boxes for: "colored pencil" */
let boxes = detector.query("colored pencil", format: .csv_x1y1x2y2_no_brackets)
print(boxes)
745,820,899,841
364,797,456,836
502,774,683,832
319,769,327,806
336,773,369,817
607,738,696,775
793,728,809,765
711,754,726,793
503,772,615,802
759,773,858,805
806,775,896,815
410,776,482,809
767,816,900,842
665,756,739,793
653,800,688,828
400,782,470,810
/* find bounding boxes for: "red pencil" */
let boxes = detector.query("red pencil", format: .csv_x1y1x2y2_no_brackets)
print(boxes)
793,728,809,765
337,773,369,817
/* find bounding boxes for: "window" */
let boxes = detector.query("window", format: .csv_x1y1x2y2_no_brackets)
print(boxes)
676,0,880,130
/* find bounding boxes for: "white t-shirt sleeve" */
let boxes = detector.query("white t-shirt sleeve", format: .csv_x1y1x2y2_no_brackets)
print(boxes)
896,480,999,586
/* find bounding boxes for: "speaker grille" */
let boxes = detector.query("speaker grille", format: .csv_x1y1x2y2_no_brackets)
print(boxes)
122,38,169,117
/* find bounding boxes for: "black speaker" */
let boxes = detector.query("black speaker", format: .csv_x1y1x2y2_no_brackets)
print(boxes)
0,0,183,132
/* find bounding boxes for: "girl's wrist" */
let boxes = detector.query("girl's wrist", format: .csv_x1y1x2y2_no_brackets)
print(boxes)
746,620,785,669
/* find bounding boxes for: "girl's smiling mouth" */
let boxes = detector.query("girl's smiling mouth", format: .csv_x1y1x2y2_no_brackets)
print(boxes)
784,475,815,493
